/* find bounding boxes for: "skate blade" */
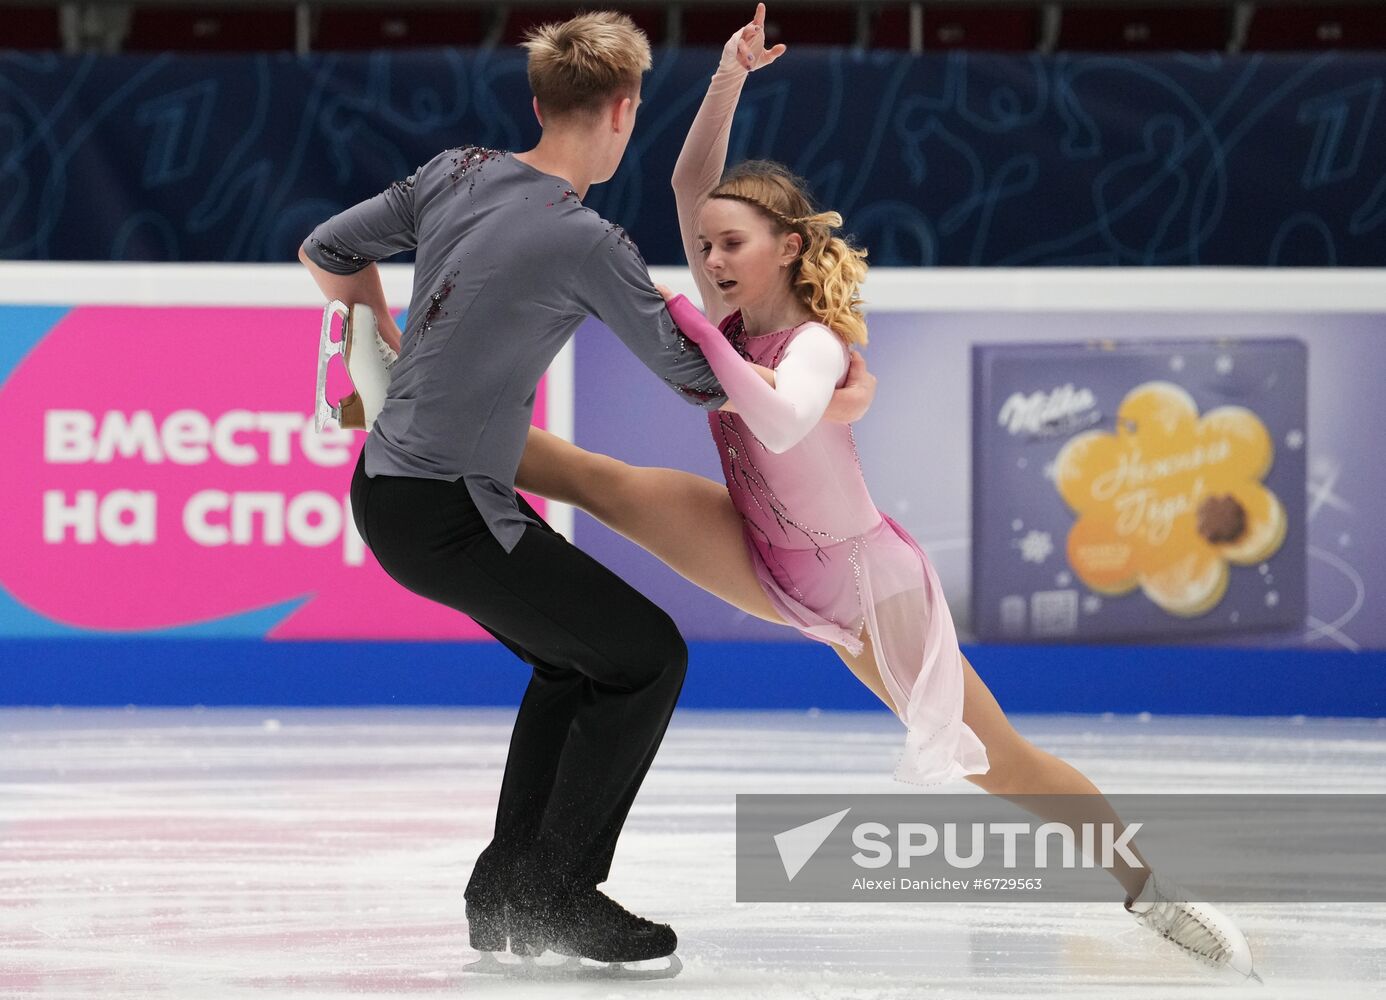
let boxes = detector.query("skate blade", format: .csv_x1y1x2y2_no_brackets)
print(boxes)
314,300,349,432
464,951,682,981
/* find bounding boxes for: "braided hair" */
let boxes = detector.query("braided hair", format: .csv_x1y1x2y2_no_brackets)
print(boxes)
709,160,869,346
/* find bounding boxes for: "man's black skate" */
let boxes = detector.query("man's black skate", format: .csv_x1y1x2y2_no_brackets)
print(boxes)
547,886,677,963
463,897,513,954
464,882,681,981
463,852,524,954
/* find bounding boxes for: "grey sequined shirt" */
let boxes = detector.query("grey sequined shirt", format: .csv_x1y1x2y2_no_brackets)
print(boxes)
304,146,726,552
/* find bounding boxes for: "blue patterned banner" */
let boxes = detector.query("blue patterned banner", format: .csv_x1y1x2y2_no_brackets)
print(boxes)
3,49,1383,266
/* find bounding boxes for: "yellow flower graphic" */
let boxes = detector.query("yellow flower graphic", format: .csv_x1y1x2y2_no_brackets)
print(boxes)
1053,381,1286,617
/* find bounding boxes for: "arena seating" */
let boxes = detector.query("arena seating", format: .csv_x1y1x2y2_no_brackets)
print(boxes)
6,1,1385,54
315,7,489,49
123,5,296,50
4,4,63,48
1245,3,1386,49
920,6,1039,50
1056,5,1231,50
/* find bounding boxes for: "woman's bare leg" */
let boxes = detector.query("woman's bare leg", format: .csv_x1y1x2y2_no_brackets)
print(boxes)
834,632,1149,898
517,427,782,623
520,431,1150,893
957,651,1150,897
833,633,895,711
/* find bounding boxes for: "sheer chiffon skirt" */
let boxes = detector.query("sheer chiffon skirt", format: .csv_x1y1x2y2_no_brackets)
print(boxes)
745,512,990,785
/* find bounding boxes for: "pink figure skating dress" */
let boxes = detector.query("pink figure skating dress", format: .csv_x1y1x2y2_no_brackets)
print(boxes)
668,48,988,785
700,307,989,786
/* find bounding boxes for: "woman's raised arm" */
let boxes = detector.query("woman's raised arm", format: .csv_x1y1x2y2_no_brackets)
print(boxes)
671,3,786,327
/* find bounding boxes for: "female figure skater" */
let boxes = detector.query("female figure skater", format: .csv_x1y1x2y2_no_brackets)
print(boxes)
517,4,1257,980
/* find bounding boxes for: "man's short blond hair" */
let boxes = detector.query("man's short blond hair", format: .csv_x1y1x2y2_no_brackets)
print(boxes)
522,10,652,119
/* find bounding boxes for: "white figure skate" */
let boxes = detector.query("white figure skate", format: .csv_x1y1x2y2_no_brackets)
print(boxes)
1126,873,1260,982
314,300,397,432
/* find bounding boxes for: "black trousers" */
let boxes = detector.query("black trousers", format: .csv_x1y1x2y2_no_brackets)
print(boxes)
350,452,687,890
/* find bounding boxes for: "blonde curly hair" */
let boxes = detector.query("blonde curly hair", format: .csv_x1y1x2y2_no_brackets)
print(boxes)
709,160,869,346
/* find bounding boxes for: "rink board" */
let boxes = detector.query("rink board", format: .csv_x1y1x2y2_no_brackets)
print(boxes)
1,638,1382,716
0,265,1383,714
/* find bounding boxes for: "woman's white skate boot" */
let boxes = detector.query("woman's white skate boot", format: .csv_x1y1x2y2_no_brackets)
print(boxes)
1126,873,1260,982
314,300,397,432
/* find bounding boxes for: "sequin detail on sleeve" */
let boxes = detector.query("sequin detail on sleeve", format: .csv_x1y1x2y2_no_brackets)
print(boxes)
664,379,724,403
309,238,368,268
660,306,722,402
446,146,507,195
601,223,645,265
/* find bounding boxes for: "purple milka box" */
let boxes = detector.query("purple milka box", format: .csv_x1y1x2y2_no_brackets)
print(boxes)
971,338,1307,644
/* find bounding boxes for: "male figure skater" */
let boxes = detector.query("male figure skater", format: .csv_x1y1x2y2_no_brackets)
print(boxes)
299,10,873,971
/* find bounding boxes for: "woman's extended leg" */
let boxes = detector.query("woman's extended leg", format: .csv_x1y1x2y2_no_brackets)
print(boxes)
835,631,1149,898
832,635,894,710
519,430,1147,894
517,427,783,624
956,650,1149,897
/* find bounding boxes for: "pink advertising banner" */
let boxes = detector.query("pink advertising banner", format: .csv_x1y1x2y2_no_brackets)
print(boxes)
0,304,549,640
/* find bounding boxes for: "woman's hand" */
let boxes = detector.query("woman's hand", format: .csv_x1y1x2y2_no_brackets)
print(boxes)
719,3,788,75
660,287,717,347
823,349,876,424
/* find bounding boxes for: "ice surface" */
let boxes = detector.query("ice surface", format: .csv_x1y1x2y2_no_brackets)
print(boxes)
2,708,1384,999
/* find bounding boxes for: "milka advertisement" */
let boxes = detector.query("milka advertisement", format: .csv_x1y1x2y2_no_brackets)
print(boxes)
574,286,1381,654
971,339,1306,643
